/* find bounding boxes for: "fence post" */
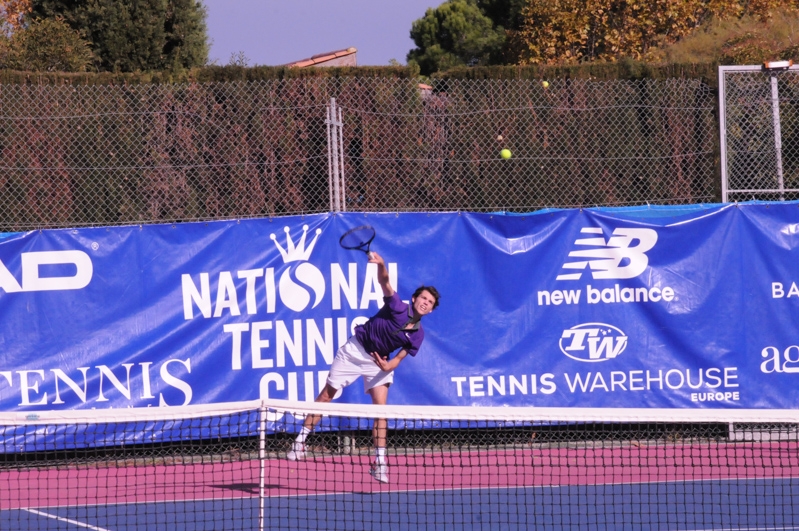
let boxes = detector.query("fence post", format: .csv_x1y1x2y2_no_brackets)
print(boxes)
326,98,344,212
718,66,729,202
769,74,786,200
326,101,335,212
338,103,347,212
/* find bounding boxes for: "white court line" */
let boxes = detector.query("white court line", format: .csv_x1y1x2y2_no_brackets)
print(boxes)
22,508,111,531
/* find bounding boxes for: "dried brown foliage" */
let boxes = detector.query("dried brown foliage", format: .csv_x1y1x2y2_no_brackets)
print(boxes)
0,77,717,231
510,0,798,64
0,0,32,33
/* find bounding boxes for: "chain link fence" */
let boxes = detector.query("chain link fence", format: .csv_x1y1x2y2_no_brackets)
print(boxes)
720,65,799,202
0,77,719,232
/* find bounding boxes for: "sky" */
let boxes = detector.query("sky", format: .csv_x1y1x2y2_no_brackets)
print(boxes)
202,0,443,67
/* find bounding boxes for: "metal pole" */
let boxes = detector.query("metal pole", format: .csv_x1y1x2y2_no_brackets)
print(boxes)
338,105,347,212
770,73,786,200
329,98,342,212
258,404,266,531
326,103,334,212
718,66,729,202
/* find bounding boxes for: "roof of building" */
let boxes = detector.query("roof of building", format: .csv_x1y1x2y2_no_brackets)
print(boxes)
286,47,357,68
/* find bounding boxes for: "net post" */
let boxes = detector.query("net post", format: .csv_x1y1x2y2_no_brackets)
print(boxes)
258,401,266,531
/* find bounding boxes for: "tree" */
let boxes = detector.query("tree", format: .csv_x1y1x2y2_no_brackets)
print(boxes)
6,16,92,71
407,0,506,75
0,0,32,33
510,0,791,65
476,0,526,30
0,3,93,72
640,5,799,65
163,0,208,70
29,0,208,72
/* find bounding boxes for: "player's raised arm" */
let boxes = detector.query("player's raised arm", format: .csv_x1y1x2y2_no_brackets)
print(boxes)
369,251,394,297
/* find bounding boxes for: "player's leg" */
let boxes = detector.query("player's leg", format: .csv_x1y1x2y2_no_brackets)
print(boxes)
288,338,363,460
367,383,390,483
287,384,339,461
368,383,389,446
304,383,338,428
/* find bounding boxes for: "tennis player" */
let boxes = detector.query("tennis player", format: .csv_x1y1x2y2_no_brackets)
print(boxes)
286,251,440,484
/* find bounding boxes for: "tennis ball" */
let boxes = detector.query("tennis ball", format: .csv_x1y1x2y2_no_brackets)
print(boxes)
500,149,512,159
542,81,549,88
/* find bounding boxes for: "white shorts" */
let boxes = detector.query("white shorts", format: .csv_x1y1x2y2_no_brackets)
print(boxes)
326,337,394,393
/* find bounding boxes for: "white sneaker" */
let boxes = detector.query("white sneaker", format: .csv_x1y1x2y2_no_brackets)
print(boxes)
286,442,306,461
369,463,389,484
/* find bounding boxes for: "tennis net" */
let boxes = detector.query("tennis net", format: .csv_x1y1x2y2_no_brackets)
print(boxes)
2,401,799,530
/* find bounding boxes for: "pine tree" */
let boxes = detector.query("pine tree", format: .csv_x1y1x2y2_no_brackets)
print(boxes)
407,0,506,75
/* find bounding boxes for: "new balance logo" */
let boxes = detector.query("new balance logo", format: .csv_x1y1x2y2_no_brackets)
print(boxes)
557,227,657,280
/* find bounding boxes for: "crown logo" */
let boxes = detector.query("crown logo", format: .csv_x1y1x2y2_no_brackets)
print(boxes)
271,225,322,263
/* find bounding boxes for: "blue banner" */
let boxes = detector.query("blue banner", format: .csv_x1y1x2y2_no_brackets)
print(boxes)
1,203,798,412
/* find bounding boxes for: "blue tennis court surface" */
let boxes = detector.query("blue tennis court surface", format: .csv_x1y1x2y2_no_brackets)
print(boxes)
4,478,799,530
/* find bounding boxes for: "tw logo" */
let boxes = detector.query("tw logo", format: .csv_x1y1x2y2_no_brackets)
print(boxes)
0,250,93,293
557,227,657,280
559,323,628,362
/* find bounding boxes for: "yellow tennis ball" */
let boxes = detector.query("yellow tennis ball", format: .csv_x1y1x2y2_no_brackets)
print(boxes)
500,148,512,159
542,81,549,88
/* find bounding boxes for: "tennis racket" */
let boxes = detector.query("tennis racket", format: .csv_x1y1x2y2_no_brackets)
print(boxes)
339,225,376,258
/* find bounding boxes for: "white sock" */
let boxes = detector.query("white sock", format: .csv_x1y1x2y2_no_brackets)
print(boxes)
294,426,311,445
375,447,386,464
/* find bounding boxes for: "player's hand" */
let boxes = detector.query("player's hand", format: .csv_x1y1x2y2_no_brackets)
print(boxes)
369,351,390,371
368,251,384,266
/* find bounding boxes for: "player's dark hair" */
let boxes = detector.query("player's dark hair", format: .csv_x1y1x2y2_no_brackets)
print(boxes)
413,285,440,310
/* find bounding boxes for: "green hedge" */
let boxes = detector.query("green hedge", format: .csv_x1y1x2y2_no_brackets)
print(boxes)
0,65,418,86
0,60,721,86
435,61,721,88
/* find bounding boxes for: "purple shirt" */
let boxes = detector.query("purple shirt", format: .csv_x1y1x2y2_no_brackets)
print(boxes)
354,292,425,359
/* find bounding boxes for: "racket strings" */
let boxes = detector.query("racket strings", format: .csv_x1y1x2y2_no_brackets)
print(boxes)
340,226,375,250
